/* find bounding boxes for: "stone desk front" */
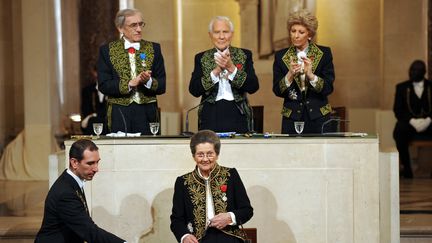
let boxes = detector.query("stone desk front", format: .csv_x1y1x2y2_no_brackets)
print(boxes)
65,135,380,243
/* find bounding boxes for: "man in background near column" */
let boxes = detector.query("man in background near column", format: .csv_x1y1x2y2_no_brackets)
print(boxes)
35,139,126,242
393,60,432,178
97,8,166,135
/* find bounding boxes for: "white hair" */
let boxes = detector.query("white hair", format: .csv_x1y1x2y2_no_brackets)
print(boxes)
208,16,234,33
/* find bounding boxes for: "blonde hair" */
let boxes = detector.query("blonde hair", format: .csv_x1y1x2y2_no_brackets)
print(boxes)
287,9,318,41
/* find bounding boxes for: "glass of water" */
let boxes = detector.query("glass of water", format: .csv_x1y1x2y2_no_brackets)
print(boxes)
149,122,160,136
93,123,103,137
294,121,304,134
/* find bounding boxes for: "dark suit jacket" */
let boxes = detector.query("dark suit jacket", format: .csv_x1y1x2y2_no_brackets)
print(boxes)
272,44,335,121
97,39,166,100
35,170,125,243
170,165,253,242
393,79,432,123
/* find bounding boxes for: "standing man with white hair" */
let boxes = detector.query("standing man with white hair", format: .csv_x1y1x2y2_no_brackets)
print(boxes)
189,16,259,134
97,8,166,135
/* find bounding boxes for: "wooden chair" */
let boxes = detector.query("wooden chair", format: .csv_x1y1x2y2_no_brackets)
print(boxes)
243,228,257,243
409,135,432,178
330,106,347,132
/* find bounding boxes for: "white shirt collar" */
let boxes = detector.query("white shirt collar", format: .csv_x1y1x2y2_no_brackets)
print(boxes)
66,168,85,189
124,38,140,50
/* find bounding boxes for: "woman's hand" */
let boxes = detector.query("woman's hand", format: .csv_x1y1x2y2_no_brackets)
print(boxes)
209,213,232,230
286,60,302,82
301,56,315,80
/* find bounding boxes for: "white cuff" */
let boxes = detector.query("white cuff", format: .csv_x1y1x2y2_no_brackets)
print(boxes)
284,76,292,87
210,71,220,84
144,77,153,89
180,234,191,243
309,75,318,87
227,67,238,81
228,212,237,226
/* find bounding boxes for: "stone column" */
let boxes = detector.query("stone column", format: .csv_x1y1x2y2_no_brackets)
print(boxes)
236,0,259,55
21,0,57,179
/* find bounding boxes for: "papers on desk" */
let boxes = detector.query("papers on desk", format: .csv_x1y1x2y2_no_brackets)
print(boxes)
106,131,141,137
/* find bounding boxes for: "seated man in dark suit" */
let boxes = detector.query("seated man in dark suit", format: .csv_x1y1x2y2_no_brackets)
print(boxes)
393,60,432,178
35,139,126,243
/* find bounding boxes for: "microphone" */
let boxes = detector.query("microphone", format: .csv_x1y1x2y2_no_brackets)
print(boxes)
182,102,201,137
118,107,128,135
321,118,350,134
182,97,211,136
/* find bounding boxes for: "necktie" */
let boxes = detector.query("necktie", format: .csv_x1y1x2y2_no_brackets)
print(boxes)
80,188,89,215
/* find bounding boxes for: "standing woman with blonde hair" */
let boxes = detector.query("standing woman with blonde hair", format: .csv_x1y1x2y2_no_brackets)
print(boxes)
273,9,335,134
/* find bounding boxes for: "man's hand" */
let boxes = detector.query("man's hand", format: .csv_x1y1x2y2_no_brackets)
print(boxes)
128,70,152,87
183,234,199,243
214,49,235,73
209,213,232,230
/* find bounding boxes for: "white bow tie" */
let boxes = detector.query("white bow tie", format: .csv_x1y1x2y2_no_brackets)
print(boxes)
124,42,140,50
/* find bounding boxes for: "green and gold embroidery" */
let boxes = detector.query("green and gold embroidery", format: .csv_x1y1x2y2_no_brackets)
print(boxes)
320,103,332,116
281,44,324,93
197,47,252,130
75,190,88,214
107,39,157,106
281,106,293,118
183,165,245,240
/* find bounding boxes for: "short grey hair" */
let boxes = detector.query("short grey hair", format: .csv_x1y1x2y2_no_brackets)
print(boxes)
208,16,234,33
115,8,143,28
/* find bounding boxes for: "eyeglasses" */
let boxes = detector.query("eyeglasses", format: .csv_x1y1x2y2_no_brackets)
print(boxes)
195,152,216,160
127,22,146,29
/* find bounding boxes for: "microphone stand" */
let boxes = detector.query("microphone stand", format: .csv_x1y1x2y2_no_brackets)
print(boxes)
321,118,350,134
181,101,204,137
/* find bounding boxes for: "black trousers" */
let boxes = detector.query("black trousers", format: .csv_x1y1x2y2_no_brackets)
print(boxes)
200,228,244,243
393,121,432,177
110,102,158,135
199,100,248,134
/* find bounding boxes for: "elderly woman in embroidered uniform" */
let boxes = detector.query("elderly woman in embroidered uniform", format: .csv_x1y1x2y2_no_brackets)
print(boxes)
273,9,335,134
170,130,253,243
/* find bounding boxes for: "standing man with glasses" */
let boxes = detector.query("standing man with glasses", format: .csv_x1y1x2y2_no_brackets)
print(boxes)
97,8,166,135
170,130,253,243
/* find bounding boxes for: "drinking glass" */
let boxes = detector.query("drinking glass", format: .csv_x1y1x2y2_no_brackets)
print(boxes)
93,123,103,137
149,122,160,136
294,121,304,134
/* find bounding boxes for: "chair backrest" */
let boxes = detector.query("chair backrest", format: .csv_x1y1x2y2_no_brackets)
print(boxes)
330,106,347,132
251,106,264,133
244,228,257,243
